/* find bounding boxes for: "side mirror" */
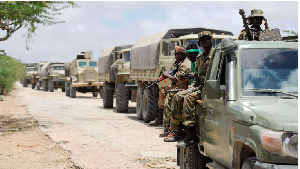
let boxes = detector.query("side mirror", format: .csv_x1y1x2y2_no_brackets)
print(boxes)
206,80,221,99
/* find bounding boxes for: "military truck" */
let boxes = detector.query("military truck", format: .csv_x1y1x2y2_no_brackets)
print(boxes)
47,63,66,92
65,51,103,98
98,45,133,109
23,65,37,88
31,61,49,90
177,39,298,168
126,28,234,123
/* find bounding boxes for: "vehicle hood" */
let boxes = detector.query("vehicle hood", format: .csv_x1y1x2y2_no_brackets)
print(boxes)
227,99,298,132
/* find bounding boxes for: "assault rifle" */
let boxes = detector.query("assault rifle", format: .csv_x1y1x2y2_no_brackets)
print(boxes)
239,9,252,40
146,63,179,89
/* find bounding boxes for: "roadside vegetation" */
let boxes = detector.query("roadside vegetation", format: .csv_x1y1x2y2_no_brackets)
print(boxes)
0,50,26,95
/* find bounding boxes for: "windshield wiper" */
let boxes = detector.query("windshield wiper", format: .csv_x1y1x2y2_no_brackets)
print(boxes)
244,88,298,98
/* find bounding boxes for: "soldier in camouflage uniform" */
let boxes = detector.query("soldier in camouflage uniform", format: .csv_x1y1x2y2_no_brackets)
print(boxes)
151,46,191,128
238,9,270,41
164,31,214,142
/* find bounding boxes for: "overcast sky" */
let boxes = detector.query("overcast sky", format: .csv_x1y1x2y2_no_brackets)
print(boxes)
0,1,298,63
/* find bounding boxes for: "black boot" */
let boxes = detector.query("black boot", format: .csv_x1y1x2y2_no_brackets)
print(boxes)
149,108,163,126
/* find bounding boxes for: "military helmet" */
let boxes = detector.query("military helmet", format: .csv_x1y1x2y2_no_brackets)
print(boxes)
174,46,186,54
198,31,213,46
248,9,264,18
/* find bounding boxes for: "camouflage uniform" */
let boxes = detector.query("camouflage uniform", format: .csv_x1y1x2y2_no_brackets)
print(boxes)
238,9,270,41
171,31,215,130
161,57,191,126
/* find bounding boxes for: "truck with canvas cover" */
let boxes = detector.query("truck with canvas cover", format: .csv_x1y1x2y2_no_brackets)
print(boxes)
98,45,133,109
39,62,63,92
47,63,66,92
30,61,48,90
177,39,298,169
128,27,234,123
65,51,103,98
23,65,37,88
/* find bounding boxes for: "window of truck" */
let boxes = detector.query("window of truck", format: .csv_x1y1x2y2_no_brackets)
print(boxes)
79,61,87,67
123,52,130,63
241,49,298,96
53,66,65,70
161,40,177,57
89,61,97,67
27,68,36,72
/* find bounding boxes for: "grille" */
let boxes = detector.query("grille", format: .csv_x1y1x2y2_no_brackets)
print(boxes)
84,71,95,82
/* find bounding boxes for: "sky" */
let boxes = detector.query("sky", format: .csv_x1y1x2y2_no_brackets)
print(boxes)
0,1,298,63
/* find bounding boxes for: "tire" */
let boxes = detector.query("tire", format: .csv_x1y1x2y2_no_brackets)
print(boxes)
65,82,70,97
23,79,28,87
65,63,70,77
93,92,98,97
103,83,114,108
142,85,159,123
31,83,36,89
241,157,256,169
37,81,41,90
183,142,206,169
48,79,54,92
70,82,76,98
62,88,65,92
116,83,129,113
136,86,145,120
43,80,48,91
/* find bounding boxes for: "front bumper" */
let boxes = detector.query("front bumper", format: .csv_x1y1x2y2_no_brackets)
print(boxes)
52,79,65,82
71,82,104,88
255,161,298,169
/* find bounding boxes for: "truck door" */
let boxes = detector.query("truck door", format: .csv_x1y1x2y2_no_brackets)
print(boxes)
201,49,232,167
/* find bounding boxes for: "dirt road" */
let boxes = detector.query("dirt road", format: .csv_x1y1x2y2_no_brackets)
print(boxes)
0,83,179,169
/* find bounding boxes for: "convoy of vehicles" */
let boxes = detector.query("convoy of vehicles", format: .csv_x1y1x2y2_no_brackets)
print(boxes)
178,39,298,169
65,51,103,98
22,26,298,168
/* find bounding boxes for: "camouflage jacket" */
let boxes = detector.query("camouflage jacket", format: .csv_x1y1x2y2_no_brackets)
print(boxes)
238,26,271,41
193,47,215,88
174,57,191,86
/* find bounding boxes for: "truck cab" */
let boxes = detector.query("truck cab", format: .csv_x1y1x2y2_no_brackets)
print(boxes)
48,64,66,92
23,66,37,87
180,39,298,169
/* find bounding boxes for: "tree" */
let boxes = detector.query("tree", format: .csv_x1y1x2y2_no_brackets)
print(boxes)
0,1,79,49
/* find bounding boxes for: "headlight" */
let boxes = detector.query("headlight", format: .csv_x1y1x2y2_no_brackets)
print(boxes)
260,129,298,158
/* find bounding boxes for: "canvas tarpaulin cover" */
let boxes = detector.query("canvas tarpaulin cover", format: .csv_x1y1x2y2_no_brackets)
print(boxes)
130,27,233,70
98,45,133,74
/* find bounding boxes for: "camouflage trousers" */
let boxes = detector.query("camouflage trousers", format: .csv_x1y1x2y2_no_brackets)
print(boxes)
170,90,200,130
163,90,179,126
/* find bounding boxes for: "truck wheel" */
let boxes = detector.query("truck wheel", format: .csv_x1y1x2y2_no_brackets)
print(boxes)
241,157,256,169
116,83,129,113
62,88,65,92
103,83,114,108
23,79,28,87
183,142,206,169
136,86,145,119
36,81,41,90
142,85,159,123
31,83,36,89
42,81,46,91
65,82,70,96
48,79,54,92
70,82,76,98
93,92,98,97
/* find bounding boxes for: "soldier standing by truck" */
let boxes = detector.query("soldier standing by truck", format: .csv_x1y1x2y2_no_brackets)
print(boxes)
238,9,270,41
149,46,191,127
165,31,214,142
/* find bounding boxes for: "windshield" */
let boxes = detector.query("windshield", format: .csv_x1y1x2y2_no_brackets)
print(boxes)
53,66,64,70
241,49,298,96
213,39,222,48
123,52,130,62
79,61,87,67
27,68,36,72
89,61,97,67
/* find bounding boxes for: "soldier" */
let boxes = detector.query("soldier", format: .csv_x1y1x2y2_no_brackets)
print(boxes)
238,9,270,41
164,31,214,142
150,46,191,128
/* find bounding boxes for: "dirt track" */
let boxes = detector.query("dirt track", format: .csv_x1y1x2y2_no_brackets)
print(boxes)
0,83,179,169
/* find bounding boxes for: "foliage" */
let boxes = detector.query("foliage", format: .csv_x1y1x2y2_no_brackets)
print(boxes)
0,51,26,94
282,30,298,36
0,1,79,49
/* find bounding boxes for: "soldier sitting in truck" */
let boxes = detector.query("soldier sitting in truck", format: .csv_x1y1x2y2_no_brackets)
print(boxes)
158,44,200,136
151,46,192,130
164,31,215,142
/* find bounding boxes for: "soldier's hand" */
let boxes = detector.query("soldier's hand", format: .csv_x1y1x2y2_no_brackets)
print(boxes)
162,71,170,78
264,18,269,29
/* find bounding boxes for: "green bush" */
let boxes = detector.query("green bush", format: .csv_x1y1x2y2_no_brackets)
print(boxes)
0,52,26,94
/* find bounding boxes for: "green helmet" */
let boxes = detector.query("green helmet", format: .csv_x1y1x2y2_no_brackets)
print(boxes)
198,31,213,46
248,9,264,18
